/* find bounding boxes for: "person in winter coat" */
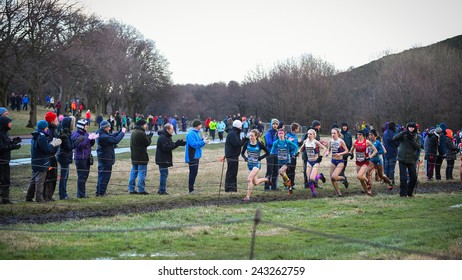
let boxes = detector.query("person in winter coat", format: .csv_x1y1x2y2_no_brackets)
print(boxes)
224,120,247,192
56,116,85,200
444,129,459,180
383,122,400,184
96,120,125,197
424,127,440,180
43,111,60,201
393,122,422,197
0,117,21,204
435,123,448,180
26,120,62,202
185,119,209,194
72,119,98,198
264,118,280,190
127,119,153,195
155,123,186,195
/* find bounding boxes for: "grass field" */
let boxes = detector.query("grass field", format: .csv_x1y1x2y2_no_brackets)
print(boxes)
1,133,461,260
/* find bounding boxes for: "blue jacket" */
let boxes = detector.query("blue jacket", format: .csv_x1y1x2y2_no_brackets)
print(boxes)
185,129,205,163
383,128,399,159
31,130,55,172
264,128,278,150
96,129,125,166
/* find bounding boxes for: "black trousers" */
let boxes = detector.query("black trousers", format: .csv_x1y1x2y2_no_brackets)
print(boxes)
265,155,279,190
0,164,11,201
225,158,239,192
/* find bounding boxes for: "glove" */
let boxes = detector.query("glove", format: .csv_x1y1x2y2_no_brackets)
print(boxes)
175,139,186,146
316,156,323,163
349,153,354,160
11,144,21,150
365,156,370,161
88,133,99,140
12,137,22,145
50,138,62,147
294,152,300,158
406,133,415,140
148,131,154,138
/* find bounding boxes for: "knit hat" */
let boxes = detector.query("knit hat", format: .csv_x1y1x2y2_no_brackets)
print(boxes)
232,120,242,129
37,120,49,131
435,127,443,134
45,111,57,123
311,120,321,127
446,129,453,139
100,120,111,129
341,122,348,127
0,107,7,116
135,119,147,126
76,119,88,131
271,118,279,125
192,119,201,128
406,122,417,129
61,116,72,130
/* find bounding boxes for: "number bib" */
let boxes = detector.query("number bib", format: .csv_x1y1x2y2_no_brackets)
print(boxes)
278,149,288,161
248,151,259,164
356,152,366,162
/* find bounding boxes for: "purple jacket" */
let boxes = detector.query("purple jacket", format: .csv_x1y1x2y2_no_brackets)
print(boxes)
72,130,95,160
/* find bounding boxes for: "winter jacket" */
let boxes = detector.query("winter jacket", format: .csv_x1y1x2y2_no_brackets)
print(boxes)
185,129,205,163
445,137,459,161
31,130,55,172
96,128,125,166
225,127,244,158
340,129,353,151
0,117,18,162
156,129,185,168
56,117,84,165
130,125,152,165
393,131,421,164
72,129,94,161
383,127,399,159
423,131,439,159
264,128,278,151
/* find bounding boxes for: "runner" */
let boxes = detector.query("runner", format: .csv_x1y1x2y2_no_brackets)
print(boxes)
368,130,394,189
349,130,377,196
298,129,328,197
325,128,349,196
241,129,271,202
270,129,299,195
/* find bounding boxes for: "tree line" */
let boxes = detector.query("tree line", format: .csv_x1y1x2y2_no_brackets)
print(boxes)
1,0,171,127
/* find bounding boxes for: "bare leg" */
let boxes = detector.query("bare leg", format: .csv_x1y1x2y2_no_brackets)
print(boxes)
331,163,345,196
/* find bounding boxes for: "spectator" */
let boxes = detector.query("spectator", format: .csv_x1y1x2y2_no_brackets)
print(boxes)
185,119,209,194
96,121,125,197
43,112,60,201
0,117,22,204
225,120,246,192
127,119,153,195
155,123,186,195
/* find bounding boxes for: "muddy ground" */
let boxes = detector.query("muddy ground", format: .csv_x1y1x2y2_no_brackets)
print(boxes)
0,182,460,226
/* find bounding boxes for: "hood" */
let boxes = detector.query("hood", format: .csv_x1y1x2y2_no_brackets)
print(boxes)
0,117,12,131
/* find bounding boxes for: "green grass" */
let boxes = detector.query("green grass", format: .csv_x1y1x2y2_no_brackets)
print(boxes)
0,193,461,260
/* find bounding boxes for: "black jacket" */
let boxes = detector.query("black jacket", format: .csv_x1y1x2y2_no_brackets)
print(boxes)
130,126,152,165
155,129,185,168
0,117,19,162
225,127,245,158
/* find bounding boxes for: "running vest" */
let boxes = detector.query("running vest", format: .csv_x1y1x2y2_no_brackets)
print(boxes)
354,139,369,162
304,139,318,161
330,138,344,155
246,142,261,164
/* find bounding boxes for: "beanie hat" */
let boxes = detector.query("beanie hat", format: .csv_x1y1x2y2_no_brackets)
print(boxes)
435,127,443,134
76,119,88,131
312,120,321,127
58,114,64,122
135,119,147,126
0,107,7,116
45,112,57,123
100,120,111,129
406,122,417,129
61,116,72,130
37,120,49,131
271,118,279,125
192,119,201,128
232,120,242,129
278,121,285,129
446,129,453,139
341,122,348,127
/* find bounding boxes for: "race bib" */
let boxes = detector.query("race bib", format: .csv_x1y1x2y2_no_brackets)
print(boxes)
248,151,259,164
278,149,288,161
356,152,365,162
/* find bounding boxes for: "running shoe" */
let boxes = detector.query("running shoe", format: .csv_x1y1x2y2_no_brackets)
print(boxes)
319,173,326,183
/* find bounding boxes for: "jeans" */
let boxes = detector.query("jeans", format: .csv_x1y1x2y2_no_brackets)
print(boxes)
96,164,113,196
188,159,199,192
398,161,417,197
75,159,90,198
159,167,169,193
127,164,147,192
384,156,397,183
58,163,70,199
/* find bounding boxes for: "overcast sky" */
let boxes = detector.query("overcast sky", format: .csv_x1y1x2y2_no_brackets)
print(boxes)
76,0,462,85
